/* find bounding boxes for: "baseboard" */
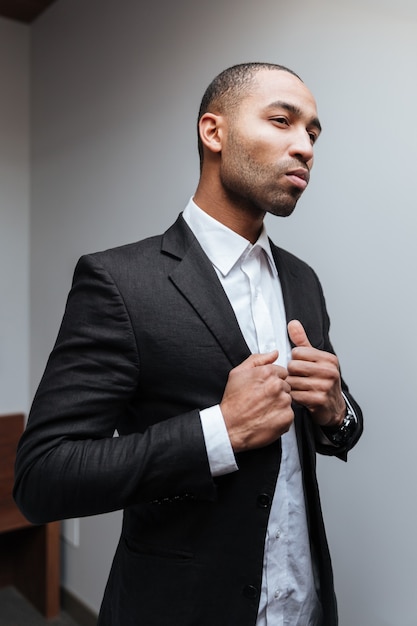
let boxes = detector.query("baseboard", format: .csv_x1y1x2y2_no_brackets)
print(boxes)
61,587,98,626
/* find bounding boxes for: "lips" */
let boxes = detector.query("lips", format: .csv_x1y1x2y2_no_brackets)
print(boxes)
286,167,310,190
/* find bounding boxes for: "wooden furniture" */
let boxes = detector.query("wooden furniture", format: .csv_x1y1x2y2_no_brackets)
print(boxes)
0,413,60,618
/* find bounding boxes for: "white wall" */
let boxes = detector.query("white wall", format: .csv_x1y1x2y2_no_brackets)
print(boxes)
30,0,417,623
0,18,30,414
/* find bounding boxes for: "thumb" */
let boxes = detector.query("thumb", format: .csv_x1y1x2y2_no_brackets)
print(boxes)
237,350,279,371
288,319,312,348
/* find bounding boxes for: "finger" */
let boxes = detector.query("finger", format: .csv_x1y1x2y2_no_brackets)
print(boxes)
236,350,279,371
287,319,312,348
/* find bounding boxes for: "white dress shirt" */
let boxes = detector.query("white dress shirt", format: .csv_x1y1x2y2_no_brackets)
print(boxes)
183,198,323,626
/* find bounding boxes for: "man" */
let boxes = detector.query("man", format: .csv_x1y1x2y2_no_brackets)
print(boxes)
14,62,363,625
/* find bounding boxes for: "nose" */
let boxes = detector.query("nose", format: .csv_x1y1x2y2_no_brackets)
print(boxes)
289,127,314,164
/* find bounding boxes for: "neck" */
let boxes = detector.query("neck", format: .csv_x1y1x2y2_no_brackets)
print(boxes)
193,186,265,245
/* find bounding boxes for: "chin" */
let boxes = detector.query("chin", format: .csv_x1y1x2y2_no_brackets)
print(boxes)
267,203,297,218
263,190,300,218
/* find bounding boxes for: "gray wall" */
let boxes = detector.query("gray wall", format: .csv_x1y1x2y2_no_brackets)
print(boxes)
0,18,30,414
5,0,416,623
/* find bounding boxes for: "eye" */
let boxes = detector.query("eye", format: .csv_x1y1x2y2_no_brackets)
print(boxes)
271,116,289,126
308,131,318,145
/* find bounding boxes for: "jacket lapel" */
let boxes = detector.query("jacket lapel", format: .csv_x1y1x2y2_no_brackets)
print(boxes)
269,241,314,468
269,243,301,332
269,241,324,350
161,215,251,368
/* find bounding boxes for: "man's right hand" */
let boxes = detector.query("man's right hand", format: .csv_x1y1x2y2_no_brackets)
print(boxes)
220,351,294,453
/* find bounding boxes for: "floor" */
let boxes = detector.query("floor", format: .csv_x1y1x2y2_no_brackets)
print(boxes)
0,587,82,626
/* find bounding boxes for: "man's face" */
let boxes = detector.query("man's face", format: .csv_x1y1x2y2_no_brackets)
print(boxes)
219,69,321,218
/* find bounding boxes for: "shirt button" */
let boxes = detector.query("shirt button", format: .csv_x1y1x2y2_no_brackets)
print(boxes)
257,493,271,508
275,529,281,539
243,585,258,599
274,589,281,600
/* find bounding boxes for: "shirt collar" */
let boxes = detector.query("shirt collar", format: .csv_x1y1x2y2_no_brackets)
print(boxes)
182,197,277,278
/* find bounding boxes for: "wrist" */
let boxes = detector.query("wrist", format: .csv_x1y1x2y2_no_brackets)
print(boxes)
321,402,357,446
323,402,346,429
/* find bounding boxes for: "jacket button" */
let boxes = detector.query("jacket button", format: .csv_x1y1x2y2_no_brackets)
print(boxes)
257,493,271,508
243,585,258,599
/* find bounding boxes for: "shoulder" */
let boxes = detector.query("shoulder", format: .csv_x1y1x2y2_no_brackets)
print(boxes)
90,233,163,265
71,214,191,289
77,213,191,271
71,236,161,285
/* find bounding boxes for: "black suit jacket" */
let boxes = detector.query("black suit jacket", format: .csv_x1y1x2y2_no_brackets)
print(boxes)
14,214,362,626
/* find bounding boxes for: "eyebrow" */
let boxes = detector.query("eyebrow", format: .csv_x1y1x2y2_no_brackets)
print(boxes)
268,100,322,133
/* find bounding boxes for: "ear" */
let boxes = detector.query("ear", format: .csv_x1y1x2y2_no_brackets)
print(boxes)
198,113,224,155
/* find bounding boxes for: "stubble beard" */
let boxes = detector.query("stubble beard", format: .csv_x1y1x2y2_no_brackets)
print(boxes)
220,145,304,219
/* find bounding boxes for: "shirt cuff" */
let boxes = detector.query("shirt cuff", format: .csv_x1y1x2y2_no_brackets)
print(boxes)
200,405,238,477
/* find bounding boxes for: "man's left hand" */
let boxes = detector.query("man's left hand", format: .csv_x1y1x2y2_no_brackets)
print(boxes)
287,319,346,427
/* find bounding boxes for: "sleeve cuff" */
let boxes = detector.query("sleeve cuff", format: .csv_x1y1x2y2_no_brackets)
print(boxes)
200,405,238,477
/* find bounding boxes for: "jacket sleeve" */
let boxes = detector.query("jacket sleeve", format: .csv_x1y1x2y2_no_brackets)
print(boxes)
14,254,216,525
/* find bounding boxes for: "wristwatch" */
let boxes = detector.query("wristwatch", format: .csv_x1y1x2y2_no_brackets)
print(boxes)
322,403,357,446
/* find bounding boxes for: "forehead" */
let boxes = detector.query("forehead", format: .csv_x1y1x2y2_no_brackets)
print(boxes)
240,69,319,119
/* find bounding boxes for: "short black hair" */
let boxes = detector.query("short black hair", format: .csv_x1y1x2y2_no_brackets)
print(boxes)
197,62,301,166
